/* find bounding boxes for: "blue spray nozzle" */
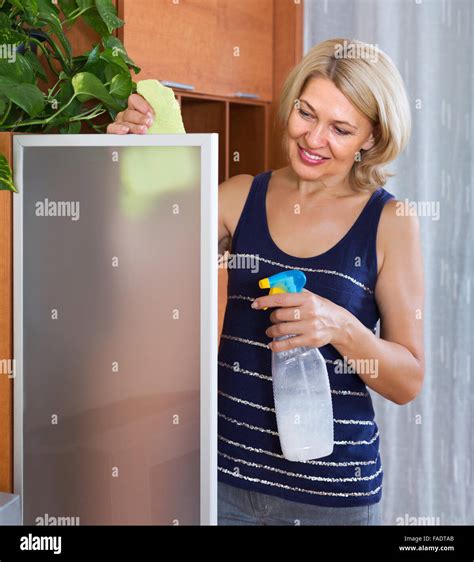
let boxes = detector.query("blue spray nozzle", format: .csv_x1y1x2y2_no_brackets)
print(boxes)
257,270,307,309
259,269,307,293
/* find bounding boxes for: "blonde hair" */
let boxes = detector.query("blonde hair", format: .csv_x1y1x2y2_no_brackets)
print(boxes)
277,38,411,191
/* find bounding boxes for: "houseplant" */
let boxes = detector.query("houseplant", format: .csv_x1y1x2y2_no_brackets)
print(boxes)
0,0,140,191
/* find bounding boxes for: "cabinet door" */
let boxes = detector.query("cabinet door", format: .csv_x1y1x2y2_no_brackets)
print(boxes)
119,0,219,95
118,0,273,101
13,135,218,525
216,0,273,102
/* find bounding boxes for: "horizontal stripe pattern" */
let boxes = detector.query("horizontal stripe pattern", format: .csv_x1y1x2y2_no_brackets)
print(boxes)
218,413,380,445
218,172,392,507
218,451,383,482
218,467,382,498
231,254,375,294
218,435,380,466
218,333,382,505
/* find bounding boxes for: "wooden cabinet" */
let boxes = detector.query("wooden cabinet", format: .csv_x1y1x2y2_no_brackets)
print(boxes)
177,92,269,184
216,0,273,102
179,96,227,184
0,0,303,493
118,0,219,97
118,0,273,101
229,101,268,177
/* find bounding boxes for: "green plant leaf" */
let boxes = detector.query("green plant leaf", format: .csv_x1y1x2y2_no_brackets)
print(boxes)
81,8,109,36
99,48,129,72
44,113,77,132
67,121,81,133
0,27,25,45
49,81,82,120
58,0,79,20
0,154,17,192
104,63,120,82
0,95,7,115
84,44,101,67
57,119,81,134
0,52,35,84
36,0,72,62
72,71,121,110
77,0,94,8
0,76,45,117
102,35,140,73
21,0,40,25
95,0,123,34
23,49,47,82
0,12,11,27
81,44,106,78
71,54,88,73
56,93,82,118
109,72,132,99
42,119,60,133
8,0,23,11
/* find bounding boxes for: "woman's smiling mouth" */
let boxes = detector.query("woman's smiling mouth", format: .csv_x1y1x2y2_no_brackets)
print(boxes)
297,144,330,165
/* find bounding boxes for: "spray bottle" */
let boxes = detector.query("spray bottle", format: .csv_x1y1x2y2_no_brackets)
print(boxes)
258,269,334,461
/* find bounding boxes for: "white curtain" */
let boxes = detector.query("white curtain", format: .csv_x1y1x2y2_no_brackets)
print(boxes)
304,0,473,525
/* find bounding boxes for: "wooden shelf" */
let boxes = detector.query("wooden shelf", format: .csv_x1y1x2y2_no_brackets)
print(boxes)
179,96,227,184
229,102,268,177
178,93,269,182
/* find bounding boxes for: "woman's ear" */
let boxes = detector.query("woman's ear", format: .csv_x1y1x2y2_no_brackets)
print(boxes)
361,133,375,151
361,124,379,151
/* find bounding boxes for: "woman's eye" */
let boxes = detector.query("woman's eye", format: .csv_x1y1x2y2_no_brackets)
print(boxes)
297,109,312,119
335,127,350,136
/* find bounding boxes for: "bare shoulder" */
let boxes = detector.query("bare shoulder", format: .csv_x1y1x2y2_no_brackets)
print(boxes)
379,198,421,237
219,174,255,237
377,198,422,272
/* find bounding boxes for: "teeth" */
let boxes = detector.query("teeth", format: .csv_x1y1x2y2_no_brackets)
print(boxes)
302,148,323,161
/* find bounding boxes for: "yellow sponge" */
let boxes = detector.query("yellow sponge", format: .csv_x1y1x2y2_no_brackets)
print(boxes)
136,79,186,134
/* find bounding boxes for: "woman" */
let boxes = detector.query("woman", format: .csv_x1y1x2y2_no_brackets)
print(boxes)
107,38,424,526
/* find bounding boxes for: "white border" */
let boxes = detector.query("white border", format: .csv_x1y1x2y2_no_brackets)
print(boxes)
12,134,218,525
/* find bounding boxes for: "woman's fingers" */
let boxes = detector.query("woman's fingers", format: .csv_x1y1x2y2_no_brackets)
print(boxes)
107,121,149,135
128,93,155,118
121,108,153,127
107,107,153,134
106,94,154,135
106,122,130,134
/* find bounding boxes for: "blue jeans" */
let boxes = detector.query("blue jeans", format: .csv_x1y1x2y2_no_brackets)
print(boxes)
218,481,382,526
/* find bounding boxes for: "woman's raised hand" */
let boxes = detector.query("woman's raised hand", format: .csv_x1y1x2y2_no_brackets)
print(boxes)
106,93,155,134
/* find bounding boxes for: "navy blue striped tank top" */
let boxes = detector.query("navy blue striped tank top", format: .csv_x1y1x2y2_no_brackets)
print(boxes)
217,170,395,507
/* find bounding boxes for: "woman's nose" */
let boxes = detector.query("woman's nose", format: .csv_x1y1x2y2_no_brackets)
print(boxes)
305,123,328,146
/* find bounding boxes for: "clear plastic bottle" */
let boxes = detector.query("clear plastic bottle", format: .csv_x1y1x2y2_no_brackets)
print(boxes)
258,270,334,461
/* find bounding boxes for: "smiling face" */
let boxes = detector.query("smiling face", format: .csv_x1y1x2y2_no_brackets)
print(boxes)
286,76,377,188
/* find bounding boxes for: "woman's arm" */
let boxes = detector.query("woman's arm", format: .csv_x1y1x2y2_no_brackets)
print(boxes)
332,199,425,405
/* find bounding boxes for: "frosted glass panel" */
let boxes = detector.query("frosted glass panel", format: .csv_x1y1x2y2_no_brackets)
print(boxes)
13,136,218,525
